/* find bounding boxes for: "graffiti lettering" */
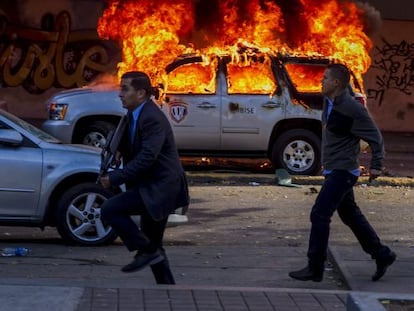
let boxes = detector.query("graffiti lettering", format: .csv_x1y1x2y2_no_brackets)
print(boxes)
367,38,414,106
0,11,118,93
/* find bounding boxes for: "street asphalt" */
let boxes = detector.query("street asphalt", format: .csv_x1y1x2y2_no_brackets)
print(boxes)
0,131,413,311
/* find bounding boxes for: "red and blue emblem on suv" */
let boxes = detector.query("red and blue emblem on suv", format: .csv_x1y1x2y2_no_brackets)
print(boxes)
168,101,188,123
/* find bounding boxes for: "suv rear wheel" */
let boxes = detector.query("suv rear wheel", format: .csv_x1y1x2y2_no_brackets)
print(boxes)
272,129,321,175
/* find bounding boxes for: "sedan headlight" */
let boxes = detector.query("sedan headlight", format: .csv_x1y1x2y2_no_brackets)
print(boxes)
48,103,68,120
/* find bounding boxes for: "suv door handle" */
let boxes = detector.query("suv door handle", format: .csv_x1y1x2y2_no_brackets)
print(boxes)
197,102,216,109
261,101,281,108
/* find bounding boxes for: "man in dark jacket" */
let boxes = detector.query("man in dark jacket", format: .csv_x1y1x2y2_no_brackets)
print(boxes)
99,71,189,284
289,64,396,283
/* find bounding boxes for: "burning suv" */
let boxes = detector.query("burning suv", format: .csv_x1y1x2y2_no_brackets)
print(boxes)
42,52,365,175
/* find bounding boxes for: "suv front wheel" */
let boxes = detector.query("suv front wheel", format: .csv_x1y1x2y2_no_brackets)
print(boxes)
76,121,115,148
272,129,321,176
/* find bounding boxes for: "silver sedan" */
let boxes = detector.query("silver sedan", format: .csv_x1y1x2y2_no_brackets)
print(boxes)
0,109,187,246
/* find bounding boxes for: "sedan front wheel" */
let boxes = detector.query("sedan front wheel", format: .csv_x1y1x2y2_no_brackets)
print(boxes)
55,182,117,246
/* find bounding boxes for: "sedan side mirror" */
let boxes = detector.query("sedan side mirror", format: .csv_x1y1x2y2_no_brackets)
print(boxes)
0,129,24,146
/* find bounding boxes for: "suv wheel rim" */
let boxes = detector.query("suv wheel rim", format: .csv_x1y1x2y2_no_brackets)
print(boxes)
282,139,315,173
66,192,112,243
83,131,106,148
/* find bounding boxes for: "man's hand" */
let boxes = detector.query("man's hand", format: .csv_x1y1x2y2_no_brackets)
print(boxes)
111,151,122,168
100,175,111,189
369,168,382,182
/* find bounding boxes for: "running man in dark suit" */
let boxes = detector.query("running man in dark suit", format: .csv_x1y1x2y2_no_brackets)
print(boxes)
99,71,189,284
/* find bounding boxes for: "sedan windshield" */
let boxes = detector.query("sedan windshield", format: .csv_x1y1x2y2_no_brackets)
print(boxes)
1,110,61,143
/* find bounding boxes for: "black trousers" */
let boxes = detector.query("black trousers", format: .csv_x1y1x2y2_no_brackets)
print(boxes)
307,170,391,270
101,189,175,284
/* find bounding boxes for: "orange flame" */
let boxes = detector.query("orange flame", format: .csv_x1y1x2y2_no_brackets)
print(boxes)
167,59,218,94
227,54,276,94
285,63,327,93
98,0,372,94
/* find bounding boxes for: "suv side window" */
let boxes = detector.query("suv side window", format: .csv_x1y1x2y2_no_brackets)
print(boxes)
284,62,363,96
226,58,277,94
284,63,326,93
167,62,217,94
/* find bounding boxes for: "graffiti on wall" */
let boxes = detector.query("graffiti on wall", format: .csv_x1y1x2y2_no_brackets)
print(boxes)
367,38,414,107
0,11,118,93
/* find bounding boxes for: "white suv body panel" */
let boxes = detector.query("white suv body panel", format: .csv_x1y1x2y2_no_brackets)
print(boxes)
162,91,221,150
43,89,126,143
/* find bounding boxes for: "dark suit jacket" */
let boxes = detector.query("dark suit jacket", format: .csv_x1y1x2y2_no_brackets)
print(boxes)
108,99,189,221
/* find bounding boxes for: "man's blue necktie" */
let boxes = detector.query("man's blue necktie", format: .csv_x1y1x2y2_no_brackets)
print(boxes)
129,114,135,144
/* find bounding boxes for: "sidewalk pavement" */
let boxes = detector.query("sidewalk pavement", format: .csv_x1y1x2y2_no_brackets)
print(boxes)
0,244,413,311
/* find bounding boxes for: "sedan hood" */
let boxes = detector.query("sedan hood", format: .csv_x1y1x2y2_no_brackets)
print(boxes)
39,141,102,155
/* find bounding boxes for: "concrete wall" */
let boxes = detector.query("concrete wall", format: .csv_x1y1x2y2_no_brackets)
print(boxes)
0,0,120,119
364,20,414,131
362,0,414,131
364,0,414,20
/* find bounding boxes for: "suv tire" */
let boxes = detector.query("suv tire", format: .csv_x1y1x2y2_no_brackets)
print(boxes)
272,129,321,176
77,121,115,148
55,182,118,246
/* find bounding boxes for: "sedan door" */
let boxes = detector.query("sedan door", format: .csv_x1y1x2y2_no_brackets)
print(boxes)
0,131,42,217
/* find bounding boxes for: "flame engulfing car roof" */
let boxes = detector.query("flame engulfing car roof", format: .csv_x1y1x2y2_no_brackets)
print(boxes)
162,50,364,99
98,0,375,93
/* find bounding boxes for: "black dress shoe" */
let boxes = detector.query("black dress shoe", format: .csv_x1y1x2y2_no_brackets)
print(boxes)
289,266,323,282
121,250,164,273
372,251,396,282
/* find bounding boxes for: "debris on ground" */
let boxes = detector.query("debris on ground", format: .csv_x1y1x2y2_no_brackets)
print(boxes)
275,169,302,188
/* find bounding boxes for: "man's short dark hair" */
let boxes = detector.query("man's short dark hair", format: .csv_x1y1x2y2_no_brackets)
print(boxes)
327,63,350,89
121,71,152,96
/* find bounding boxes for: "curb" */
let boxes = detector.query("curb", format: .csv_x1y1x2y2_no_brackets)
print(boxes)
328,246,352,290
328,246,414,311
347,292,414,311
